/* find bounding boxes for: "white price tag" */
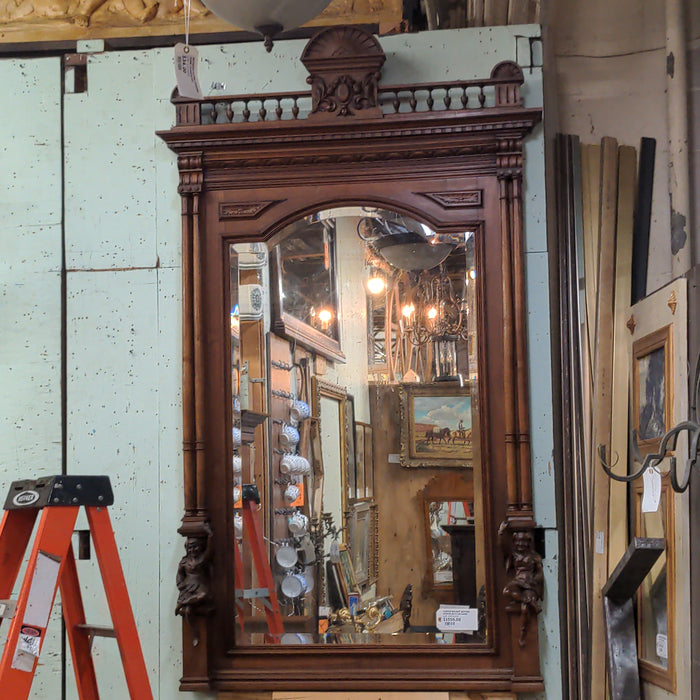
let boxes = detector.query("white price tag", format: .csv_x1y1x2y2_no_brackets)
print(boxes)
656,633,668,660
641,468,662,513
174,43,202,100
595,530,605,554
435,605,478,632
18,630,40,657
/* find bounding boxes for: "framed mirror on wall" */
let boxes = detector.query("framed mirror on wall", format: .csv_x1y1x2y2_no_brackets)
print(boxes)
160,24,543,693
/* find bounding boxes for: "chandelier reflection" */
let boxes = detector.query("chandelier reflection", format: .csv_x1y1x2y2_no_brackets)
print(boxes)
398,268,470,383
399,268,470,346
359,213,474,384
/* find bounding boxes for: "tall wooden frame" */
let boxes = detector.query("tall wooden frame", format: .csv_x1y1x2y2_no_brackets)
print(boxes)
159,25,542,694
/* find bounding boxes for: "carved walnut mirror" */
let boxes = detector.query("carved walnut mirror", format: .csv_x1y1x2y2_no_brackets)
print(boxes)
160,25,543,694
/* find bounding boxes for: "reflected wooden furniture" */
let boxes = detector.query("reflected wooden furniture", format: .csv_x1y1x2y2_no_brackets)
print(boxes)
159,24,542,695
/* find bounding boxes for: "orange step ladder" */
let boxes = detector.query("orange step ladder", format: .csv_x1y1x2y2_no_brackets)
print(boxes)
0,475,153,699
233,484,284,641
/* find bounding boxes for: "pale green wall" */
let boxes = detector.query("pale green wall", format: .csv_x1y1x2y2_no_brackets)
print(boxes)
0,25,558,698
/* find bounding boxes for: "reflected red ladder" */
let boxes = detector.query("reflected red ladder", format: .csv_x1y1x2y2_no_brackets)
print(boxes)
0,475,153,699
233,484,284,640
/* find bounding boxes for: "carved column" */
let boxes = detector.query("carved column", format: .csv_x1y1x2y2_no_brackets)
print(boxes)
497,142,541,658
499,171,519,513
175,154,212,683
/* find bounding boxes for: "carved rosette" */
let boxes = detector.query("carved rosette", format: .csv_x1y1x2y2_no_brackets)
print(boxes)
301,26,386,119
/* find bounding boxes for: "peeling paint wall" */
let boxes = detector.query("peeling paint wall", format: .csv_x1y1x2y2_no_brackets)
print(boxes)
552,0,675,293
0,26,556,699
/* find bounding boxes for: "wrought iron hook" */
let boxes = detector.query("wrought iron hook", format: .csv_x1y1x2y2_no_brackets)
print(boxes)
598,345,700,494
599,422,700,493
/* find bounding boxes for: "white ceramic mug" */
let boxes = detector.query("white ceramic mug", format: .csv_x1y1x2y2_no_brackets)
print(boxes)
279,453,299,474
283,483,300,503
232,455,242,474
234,513,243,538
279,424,300,450
232,426,242,446
280,572,306,599
280,454,310,475
288,512,308,537
275,543,298,568
289,399,311,422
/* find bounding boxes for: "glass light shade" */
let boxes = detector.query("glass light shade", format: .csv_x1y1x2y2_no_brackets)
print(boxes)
201,0,333,34
433,335,461,383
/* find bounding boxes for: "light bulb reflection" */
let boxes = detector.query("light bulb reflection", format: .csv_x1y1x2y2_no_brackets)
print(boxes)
318,308,333,328
367,275,386,295
402,304,415,318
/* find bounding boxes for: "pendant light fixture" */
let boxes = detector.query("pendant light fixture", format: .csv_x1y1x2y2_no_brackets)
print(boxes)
200,0,334,51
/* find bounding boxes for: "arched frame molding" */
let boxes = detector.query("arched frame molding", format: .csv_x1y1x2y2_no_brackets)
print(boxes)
159,25,543,694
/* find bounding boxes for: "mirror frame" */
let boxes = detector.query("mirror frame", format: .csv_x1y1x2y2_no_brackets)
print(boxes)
311,377,350,535
270,229,345,363
420,473,476,600
159,25,543,694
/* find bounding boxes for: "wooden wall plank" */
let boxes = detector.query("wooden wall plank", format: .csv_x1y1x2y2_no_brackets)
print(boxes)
607,145,636,571
580,144,601,505
589,136,619,700
484,0,509,26
507,0,532,24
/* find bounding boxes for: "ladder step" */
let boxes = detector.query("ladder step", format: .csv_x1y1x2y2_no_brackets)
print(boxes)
76,623,116,639
0,599,17,619
236,587,271,601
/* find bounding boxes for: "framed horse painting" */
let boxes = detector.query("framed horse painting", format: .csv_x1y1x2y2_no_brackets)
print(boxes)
399,384,475,468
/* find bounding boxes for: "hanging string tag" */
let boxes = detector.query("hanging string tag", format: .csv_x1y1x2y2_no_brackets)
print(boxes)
641,466,661,513
173,0,202,99
174,43,202,100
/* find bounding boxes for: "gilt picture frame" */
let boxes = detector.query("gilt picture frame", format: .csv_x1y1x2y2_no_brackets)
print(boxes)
399,384,473,468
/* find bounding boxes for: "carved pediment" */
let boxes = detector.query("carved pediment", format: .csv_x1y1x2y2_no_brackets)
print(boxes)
301,25,385,119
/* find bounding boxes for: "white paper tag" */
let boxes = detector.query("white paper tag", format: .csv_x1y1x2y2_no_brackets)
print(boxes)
595,530,605,554
435,605,478,632
18,629,41,657
656,633,668,659
387,454,401,463
434,571,453,584
174,43,202,100
642,468,662,513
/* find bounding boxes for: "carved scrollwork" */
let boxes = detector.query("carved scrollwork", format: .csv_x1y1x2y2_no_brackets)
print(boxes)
421,190,483,208
498,521,543,647
175,522,214,622
309,71,380,117
219,201,280,220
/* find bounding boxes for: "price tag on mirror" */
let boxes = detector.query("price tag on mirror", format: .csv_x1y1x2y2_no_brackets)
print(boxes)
641,468,661,513
174,43,202,100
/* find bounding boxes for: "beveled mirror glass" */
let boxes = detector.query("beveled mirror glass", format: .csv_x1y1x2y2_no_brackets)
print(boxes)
230,207,485,645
